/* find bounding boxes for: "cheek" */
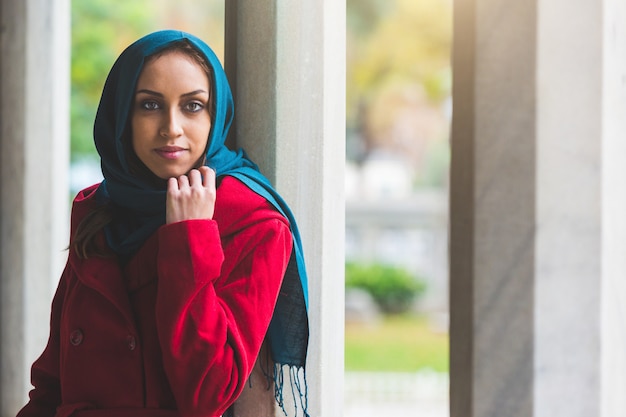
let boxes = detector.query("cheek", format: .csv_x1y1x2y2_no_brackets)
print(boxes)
192,119,212,149
131,118,150,150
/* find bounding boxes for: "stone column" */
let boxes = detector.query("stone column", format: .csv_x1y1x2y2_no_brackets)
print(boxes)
450,0,626,416
600,1,626,415
225,1,346,416
0,0,70,413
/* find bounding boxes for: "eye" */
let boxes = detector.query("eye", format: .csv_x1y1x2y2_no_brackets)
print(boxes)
184,101,205,113
140,100,160,111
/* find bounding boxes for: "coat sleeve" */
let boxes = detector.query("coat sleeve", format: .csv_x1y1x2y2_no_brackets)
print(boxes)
16,265,69,417
155,210,292,417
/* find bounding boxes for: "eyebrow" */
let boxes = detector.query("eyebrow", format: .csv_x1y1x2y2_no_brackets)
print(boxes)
135,89,209,98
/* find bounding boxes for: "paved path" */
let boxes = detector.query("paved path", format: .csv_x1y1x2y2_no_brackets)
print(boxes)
344,371,449,417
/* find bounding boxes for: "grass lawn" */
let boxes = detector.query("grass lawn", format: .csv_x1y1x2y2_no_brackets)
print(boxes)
345,314,449,372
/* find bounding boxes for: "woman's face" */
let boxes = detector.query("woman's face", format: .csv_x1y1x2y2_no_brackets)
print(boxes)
131,50,212,180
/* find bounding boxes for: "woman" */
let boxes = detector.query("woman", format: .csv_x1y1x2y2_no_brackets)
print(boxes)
17,30,309,417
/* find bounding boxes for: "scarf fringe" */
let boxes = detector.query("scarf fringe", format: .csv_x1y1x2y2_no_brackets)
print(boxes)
272,363,309,417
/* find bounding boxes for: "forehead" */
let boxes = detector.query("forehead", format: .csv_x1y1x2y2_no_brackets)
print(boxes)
137,50,209,89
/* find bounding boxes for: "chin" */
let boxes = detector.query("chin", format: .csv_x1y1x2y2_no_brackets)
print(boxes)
152,166,191,180
160,172,184,180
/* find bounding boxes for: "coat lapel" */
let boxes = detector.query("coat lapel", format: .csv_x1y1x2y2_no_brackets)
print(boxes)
69,252,135,327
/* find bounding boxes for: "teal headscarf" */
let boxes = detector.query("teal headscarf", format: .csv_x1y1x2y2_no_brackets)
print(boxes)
93,30,309,415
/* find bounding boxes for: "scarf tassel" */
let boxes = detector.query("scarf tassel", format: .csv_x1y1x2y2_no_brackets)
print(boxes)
273,363,309,417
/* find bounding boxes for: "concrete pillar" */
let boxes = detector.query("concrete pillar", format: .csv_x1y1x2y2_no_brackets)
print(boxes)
225,1,346,416
600,1,626,415
0,0,70,413
450,0,626,416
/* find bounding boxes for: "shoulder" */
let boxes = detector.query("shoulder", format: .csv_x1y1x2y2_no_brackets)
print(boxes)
69,183,102,234
213,176,289,235
215,176,267,208
73,183,101,204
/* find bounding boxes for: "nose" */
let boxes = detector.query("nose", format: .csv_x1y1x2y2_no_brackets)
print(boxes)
160,109,184,138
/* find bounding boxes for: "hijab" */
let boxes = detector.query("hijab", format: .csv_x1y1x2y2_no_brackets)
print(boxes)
93,30,309,415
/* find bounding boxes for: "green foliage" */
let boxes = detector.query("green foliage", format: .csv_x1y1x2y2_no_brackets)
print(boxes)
347,0,452,126
347,0,392,36
71,0,155,160
346,262,427,314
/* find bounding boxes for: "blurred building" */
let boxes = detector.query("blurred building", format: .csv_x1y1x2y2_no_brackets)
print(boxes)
346,158,448,313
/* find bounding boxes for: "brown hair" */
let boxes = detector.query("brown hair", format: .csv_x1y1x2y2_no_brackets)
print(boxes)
71,40,214,259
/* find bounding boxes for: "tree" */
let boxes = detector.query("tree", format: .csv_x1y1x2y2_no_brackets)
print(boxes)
346,0,452,186
348,0,452,124
71,0,155,159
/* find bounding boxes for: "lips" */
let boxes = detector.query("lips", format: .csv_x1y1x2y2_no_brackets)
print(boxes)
154,146,187,160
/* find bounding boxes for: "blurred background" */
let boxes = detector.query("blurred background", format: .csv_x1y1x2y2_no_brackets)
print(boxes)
344,1,450,416
70,1,452,415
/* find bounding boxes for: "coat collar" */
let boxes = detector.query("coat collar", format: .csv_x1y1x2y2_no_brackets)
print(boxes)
68,249,136,327
69,184,135,325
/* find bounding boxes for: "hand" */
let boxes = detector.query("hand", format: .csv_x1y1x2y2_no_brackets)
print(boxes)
166,166,216,224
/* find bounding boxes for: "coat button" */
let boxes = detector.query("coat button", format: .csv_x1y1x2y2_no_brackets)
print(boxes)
126,335,137,351
70,329,83,346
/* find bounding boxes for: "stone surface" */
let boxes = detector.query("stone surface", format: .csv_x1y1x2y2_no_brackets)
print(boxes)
0,0,70,413
450,0,626,416
225,1,346,415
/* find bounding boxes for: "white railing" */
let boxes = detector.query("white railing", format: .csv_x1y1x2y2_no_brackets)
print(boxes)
345,371,449,417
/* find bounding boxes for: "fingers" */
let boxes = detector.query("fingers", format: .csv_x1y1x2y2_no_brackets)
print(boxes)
186,169,201,187
198,166,216,189
168,167,215,191
167,177,178,193
178,173,191,188
165,167,217,224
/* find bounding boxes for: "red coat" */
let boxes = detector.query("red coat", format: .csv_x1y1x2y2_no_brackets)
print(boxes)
17,176,292,417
